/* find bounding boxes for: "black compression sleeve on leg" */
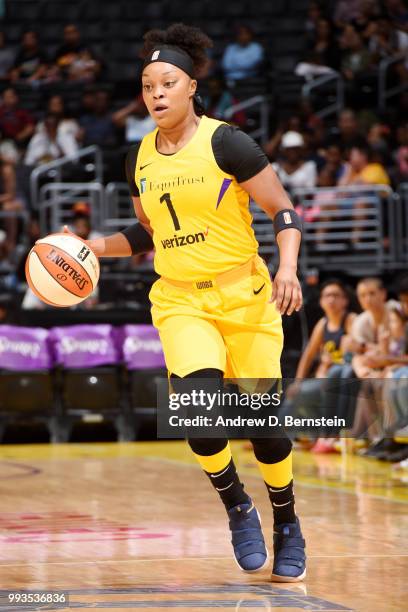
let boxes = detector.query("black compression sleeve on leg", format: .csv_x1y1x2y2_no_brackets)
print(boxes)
120,222,154,255
250,436,292,464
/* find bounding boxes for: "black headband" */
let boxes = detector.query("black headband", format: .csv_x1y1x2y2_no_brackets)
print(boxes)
142,45,195,78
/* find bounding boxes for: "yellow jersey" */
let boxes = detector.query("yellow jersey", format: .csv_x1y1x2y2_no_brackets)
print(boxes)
126,115,269,281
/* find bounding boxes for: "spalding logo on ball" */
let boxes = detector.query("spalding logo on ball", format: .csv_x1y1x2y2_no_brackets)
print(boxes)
25,233,100,307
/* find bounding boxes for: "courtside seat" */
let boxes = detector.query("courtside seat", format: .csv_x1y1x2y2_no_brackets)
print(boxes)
0,370,56,442
128,368,167,439
57,365,131,442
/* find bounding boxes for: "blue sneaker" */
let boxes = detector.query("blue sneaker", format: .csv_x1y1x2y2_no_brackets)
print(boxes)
271,518,306,582
227,500,269,572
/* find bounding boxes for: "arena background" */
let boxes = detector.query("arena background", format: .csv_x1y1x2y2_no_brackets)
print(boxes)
0,1,407,611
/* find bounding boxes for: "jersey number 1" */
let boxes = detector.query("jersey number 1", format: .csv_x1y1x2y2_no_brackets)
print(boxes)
160,192,180,231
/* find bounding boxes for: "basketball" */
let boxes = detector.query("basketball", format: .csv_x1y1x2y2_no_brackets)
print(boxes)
25,233,100,307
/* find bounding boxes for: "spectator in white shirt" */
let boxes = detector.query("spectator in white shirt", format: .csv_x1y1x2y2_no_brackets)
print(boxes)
272,131,317,192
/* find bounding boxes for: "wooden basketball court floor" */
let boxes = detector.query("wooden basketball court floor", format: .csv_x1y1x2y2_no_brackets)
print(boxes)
0,440,407,611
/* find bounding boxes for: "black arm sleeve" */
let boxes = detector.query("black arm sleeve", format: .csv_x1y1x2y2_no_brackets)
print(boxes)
120,222,154,255
125,144,141,197
211,124,269,183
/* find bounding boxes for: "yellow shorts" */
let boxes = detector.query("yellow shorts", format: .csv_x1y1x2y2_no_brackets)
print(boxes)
149,255,283,379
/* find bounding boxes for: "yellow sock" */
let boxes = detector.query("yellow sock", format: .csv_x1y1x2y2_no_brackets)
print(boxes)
256,451,293,488
192,441,232,473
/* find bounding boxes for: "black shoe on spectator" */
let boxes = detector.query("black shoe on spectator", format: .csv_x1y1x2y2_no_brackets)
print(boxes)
360,438,398,458
381,445,408,463
375,440,408,460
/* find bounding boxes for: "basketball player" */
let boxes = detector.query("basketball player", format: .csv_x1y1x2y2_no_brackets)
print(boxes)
71,24,306,582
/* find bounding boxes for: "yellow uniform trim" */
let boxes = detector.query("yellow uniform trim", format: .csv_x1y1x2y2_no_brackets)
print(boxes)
193,442,232,474
257,452,293,488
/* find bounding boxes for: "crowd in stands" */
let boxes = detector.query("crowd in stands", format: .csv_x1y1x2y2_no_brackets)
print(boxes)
283,274,408,469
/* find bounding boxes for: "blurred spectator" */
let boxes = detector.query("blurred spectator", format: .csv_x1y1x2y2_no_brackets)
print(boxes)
330,108,363,151
202,76,246,127
271,131,317,191
344,277,400,358
353,1,382,35
0,31,15,80
305,1,324,42
0,154,24,254
340,25,372,81
385,0,408,30
71,210,102,241
282,279,355,451
79,89,116,147
15,214,41,282
334,0,364,28
298,98,324,133
398,276,408,321
24,115,63,166
367,122,392,164
112,94,155,144
312,18,340,70
368,16,408,59
0,87,35,145
339,143,390,185
395,123,408,183
221,25,264,82
52,24,101,82
319,143,349,184
297,279,356,378
33,94,80,157
9,30,47,83
297,18,340,78
350,304,408,453
350,277,408,459
368,16,408,87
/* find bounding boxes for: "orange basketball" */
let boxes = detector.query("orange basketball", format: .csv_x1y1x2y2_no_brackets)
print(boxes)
25,233,100,307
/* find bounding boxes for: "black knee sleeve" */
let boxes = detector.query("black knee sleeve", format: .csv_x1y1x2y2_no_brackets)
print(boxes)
250,436,292,464
188,437,228,456
171,368,227,455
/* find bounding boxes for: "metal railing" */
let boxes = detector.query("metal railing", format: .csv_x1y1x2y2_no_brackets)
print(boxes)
33,180,408,275
29,145,103,210
224,95,269,145
378,52,408,111
293,185,397,273
302,72,344,119
250,202,279,266
103,182,134,231
38,182,105,235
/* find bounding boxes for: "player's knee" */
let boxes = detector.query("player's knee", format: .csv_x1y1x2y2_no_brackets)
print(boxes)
187,437,228,457
170,368,223,398
250,436,292,463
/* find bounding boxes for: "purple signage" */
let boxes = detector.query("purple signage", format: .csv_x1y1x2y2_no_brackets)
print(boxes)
121,325,165,370
0,325,52,370
50,324,119,368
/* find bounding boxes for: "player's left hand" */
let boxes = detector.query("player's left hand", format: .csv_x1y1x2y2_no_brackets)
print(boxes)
270,265,303,315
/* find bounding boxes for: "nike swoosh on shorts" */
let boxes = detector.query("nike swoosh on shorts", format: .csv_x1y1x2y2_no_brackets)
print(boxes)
253,283,266,295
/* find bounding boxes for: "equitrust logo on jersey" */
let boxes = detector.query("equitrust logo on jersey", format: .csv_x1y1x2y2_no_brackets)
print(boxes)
140,175,204,194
